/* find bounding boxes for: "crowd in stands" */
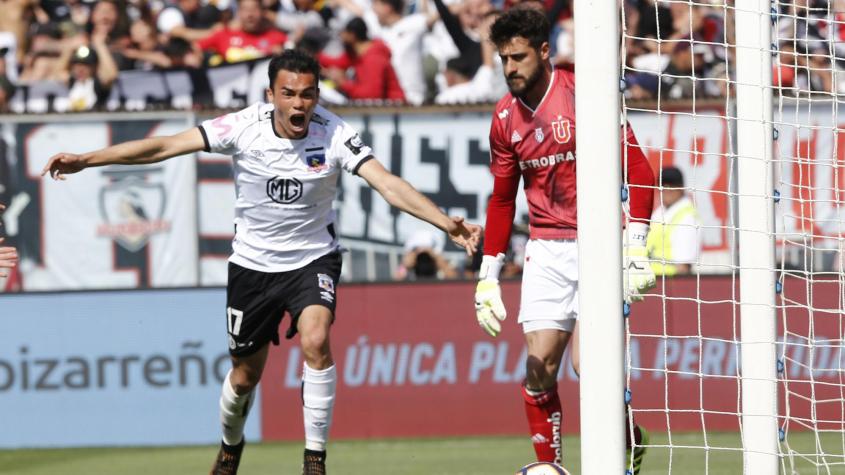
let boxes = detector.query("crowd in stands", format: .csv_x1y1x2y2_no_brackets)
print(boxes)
0,1,843,111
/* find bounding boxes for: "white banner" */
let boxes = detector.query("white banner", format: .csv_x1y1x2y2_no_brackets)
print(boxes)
9,119,198,291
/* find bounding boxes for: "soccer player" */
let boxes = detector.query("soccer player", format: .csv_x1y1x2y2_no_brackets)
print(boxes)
0,204,17,278
42,49,481,475
473,8,655,474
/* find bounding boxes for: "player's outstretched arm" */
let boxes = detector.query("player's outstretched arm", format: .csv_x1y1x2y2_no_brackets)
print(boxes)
357,158,482,254
41,127,207,180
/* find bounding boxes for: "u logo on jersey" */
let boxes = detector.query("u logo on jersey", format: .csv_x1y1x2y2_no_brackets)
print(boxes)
552,119,571,144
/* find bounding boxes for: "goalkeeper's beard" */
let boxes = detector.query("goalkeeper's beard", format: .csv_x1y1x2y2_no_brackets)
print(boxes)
507,65,543,98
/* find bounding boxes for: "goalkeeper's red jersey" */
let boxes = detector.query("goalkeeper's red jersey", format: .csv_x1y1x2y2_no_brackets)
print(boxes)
486,67,654,254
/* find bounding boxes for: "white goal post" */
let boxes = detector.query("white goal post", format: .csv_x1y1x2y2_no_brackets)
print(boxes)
574,0,626,474
734,1,779,473
573,0,845,474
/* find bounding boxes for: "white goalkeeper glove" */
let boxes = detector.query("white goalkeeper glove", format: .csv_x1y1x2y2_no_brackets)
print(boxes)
475,253,507,337
623,222,656,303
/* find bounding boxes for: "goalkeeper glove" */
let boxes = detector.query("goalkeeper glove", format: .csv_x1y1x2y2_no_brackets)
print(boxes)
623,222,656,303
475,253,507,337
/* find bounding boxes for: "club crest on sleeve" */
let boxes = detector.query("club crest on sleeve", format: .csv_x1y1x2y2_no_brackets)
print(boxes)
344,134,365,155
534,127,544,143
552,118,571,144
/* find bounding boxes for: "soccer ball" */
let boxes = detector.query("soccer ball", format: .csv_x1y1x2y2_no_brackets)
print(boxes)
515,461,571,475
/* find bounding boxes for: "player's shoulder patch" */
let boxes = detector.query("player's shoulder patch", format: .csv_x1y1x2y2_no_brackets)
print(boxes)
344,133,366,155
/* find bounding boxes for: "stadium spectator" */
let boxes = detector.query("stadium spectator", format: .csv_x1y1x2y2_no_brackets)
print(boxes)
647,166,701,276
777,0,835,94
0,48,14,111
394,230,458,280
158,0,225,43
121,19,171,70
624,0,675,60
435,11,503,104
196,0,287,64
319,17,405,102
87,0,132,69
0,31,19,83
17,23,64,82
42,49,481,475
429,0,493,80
53,37,119,111
0,203,17,278
0,0,35,64
274,0,326,47
163,37,203,68
474,8,654,472
335,0,431,104
625,40,710,100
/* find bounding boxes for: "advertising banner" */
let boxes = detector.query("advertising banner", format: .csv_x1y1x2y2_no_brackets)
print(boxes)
0,289,260,448
260,276,844,440
0,276,839,447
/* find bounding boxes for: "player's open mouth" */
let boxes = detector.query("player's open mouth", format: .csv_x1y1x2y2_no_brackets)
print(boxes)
290,114,306,130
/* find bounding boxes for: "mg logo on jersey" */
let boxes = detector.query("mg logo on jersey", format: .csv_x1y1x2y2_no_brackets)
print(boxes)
552,119,571,144
266,177,303,204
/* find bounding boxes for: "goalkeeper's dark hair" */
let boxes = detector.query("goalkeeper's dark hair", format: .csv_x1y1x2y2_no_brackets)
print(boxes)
268,49,321,87
490,8,550,50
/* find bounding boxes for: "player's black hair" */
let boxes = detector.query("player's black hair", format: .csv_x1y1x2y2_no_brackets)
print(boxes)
344,17,369,42
489,7,550,50
268,49,321,87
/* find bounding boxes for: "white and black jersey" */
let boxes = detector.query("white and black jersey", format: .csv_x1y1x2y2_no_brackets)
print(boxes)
199,102,373,273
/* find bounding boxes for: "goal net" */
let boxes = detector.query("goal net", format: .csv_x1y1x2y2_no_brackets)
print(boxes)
606,0,845,473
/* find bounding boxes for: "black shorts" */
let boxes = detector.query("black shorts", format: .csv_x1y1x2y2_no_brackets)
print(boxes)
225,251,342,356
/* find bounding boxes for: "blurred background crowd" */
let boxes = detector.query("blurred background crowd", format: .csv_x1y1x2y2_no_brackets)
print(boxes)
2,0,845,111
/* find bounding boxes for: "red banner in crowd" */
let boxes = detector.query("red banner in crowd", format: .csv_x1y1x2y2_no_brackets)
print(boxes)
260,277,844,440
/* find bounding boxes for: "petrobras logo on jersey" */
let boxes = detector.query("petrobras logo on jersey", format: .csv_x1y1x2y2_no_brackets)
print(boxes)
266,176,303,204
518,151,576,171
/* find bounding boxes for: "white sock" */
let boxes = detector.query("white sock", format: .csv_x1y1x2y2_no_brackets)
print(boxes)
302,363,336,452
220,370,254,446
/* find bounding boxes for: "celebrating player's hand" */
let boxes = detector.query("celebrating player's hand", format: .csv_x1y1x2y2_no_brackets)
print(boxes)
623,223,656,303
474,253,507,337
41,153,87,180
446,216,482,255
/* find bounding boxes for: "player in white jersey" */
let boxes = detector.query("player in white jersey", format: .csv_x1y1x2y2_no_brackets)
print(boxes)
42,49,481,475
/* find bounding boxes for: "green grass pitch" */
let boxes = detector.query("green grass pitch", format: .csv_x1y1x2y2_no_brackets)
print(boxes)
1,431,841,474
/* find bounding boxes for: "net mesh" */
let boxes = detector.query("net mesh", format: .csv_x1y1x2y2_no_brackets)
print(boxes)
617,1,845,473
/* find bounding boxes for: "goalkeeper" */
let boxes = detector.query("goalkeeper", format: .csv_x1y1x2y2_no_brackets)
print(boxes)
475,8,656,473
